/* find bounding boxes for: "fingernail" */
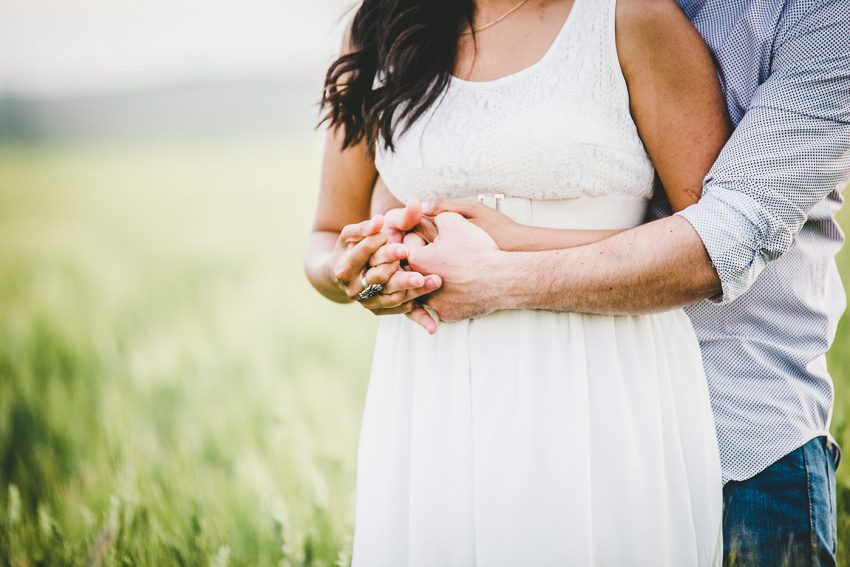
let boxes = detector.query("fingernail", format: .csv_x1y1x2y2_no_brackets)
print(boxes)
426,276,440,289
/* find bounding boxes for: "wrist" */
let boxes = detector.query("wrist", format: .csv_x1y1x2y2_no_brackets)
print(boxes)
499,222,524,252
497,249,573,312
486,249,530,311
324,251,355,303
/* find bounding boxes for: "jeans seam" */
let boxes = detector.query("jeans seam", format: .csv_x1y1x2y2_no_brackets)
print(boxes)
803,443,815,566
825,439,837,556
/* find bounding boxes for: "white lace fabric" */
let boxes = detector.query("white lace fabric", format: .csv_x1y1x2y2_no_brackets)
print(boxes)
374,0,655,204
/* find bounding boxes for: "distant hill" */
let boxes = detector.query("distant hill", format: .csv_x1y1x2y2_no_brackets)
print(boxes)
0,78,324,142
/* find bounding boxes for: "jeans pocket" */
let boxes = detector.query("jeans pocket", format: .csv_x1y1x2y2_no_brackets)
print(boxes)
826,435,842,470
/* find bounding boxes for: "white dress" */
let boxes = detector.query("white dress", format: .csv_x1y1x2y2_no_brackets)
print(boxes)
352,0,723,564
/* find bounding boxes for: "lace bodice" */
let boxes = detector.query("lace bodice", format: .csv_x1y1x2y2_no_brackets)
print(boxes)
374,0,654,204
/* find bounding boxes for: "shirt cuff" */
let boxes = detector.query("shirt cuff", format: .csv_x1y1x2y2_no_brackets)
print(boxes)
676,187,778,304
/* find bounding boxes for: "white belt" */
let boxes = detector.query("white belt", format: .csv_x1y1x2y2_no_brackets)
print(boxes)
476,193,649,230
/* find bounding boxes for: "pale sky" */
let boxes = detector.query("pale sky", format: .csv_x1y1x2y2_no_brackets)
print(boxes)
0,0,352,96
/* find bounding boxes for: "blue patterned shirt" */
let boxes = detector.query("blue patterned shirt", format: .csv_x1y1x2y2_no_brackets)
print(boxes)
653,0,850,482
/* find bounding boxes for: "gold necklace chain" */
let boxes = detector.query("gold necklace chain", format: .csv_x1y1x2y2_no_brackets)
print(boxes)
459,0,531,35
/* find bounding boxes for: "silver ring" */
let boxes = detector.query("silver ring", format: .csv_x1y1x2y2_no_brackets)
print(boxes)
357,272,384,301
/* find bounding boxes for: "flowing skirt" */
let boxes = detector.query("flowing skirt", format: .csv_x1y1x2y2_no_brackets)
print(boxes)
351,307,722,566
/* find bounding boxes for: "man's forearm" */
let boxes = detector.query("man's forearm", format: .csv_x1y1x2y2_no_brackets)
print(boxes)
498,215,722,315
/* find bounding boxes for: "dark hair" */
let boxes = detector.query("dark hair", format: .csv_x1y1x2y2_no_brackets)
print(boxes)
319,0,474,153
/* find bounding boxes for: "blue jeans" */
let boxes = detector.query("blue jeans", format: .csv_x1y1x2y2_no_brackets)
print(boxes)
723,436,840,566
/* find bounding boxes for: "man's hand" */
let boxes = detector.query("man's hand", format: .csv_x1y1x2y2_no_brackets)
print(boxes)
407,212,508,323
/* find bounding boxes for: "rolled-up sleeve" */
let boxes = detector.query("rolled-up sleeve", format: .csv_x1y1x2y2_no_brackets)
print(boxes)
677,0,850,303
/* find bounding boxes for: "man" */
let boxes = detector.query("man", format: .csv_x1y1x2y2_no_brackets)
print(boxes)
405,0,849,563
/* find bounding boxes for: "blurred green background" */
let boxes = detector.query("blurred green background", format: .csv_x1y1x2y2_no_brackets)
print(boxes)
0,138,376,565
0,1,848,565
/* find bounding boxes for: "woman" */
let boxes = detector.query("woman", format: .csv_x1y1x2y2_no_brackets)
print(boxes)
305,0,732,563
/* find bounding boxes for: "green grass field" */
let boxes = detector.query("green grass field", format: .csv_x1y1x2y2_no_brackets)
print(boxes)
0,140,848,565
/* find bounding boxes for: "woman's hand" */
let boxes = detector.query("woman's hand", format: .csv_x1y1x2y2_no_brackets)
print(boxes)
327,214,390,301
383,199,439,245
424,198,522,251
367,200,442,334
327,214,419,303
359,243,442,314
328,214,441,331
